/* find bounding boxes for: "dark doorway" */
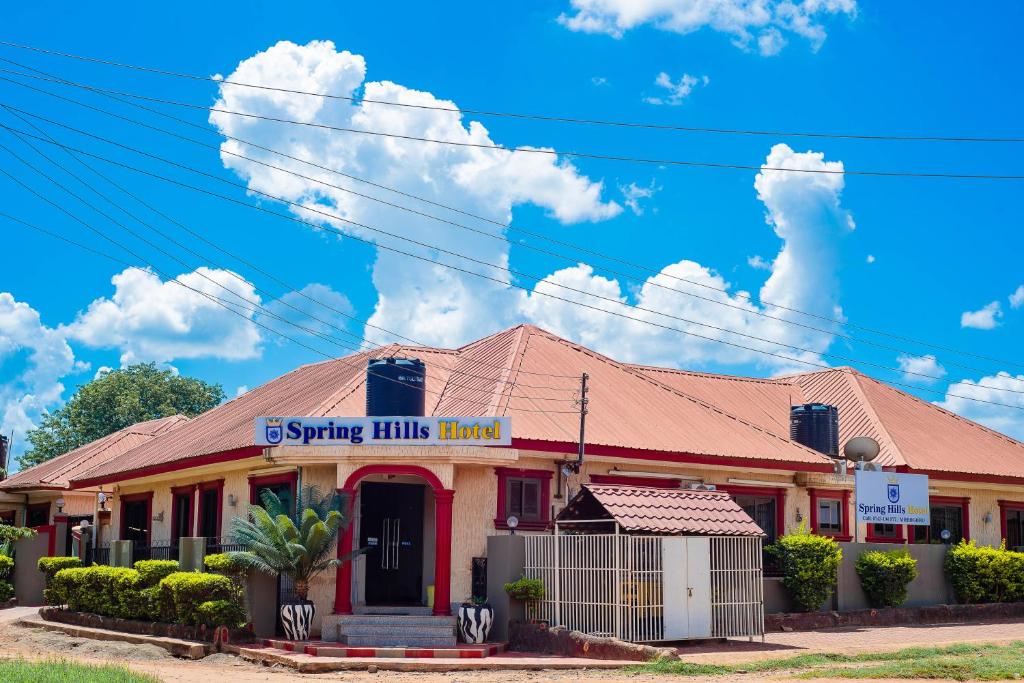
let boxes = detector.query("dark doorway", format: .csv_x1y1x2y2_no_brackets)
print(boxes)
64,514,93,557
198,487,220,549
122,500,150,545
360,482,425,606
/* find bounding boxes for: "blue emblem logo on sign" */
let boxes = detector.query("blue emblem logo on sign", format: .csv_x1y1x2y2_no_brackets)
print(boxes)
265,418,283,445
887,483,900,503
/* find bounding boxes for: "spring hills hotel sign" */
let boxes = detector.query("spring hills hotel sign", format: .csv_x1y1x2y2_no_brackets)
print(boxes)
255,416,511,447
854,470,930,526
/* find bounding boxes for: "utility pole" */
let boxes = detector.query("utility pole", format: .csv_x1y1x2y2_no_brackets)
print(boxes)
575,372,589,470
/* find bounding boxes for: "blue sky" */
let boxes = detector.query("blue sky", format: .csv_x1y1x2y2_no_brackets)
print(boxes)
3,1,1024,466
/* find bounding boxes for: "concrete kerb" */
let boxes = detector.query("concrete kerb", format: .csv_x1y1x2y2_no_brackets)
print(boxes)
18,617,209,659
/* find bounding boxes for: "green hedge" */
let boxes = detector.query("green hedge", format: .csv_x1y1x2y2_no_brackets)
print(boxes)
767,524,842,612
0,554,13,580
855,549,918,608
134,560,179,587
157,572,238,626
945,541,1024,604
196,599,246,628
38,556,82,583
0,579,12,602
51,566,140,616
203,553,247,576
504,576,545,601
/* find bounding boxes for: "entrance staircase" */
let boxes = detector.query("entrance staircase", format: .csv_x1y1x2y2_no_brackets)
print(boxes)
332,613,458,648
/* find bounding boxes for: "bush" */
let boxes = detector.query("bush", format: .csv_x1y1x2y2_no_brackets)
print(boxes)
158,572,238,626
195,599,246,628
133,560,179,587
39,556,84,605
855,549,918,608
0,579,13,602
945,541,1024,604
767,524,842,612
504,576,545,601
51,566,140,616
203,553,247,576
0,554,13,580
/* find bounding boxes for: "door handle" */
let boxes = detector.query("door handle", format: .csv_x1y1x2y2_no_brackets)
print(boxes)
392,519,401,570
688,587,693,598
381,518,390,569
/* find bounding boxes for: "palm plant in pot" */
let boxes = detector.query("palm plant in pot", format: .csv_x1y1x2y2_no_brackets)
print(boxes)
228,485,362,640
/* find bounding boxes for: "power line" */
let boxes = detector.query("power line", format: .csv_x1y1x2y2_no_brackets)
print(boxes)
1,39,1021,144
4,63,1018,372
2,66,1024,181
6,121,1022,408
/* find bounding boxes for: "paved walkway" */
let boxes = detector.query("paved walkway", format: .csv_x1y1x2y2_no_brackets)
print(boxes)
676,618,1024,665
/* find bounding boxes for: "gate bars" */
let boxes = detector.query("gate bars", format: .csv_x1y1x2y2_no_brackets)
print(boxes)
524,523,763,642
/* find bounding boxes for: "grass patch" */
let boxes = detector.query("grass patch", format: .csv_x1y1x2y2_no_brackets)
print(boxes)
0,659,160,683
634,641,1024,680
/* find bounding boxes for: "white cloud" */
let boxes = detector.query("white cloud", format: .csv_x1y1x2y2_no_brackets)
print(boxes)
235,385,249,398
210,40,622,348
591,76,609,86
747,255,772,271
643,72,708,106
0,293,81,462
896,354,945,383
619,180,660,215
64,267,264,364
960,301,1002,330
523,144,854,372
1009,285,1024,309
866,254,875,264
558,0,856,55
936,372,1024,441
260,283,356,345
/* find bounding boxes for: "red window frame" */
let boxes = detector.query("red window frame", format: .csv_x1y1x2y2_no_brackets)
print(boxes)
716,485,787,542
866,522,905,543
26,501,51,528
248,471,298,506
196,480,225,541
119,491,154,545
908,495,970,543
589,474,681,488
808,488,852,542
170,484,197,544
495,467,552,531
998,500,1024,548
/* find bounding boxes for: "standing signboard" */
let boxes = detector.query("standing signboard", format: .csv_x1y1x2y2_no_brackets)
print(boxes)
854,470,930,526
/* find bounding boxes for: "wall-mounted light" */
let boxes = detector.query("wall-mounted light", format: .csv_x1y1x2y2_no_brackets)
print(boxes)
795,507,803,523
227,494,238,508
97,491,109,511
983,512,993,524
55,497,65,514
153,511,164,523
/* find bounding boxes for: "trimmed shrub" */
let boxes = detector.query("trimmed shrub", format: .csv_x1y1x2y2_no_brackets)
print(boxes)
195,599,246,628
0,579,13,602
945,541,1024,604
158,572,237,626
134,560,180,587
203,553,246,577
767,524,842,612
51,566,140,616
0,554,13,580
855,549,918,608
38,556,82,584
504,576,545,601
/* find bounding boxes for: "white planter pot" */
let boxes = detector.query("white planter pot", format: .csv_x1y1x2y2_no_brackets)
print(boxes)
280,601,315,641
457,603,494,644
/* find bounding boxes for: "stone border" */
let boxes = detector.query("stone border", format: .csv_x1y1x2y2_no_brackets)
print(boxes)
767,601,1024,632
38,607,256,644
0,597,17,610
21,616,209,659
508,620,678,661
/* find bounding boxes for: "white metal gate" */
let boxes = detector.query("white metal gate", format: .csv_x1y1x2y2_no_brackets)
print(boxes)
524,531,763,642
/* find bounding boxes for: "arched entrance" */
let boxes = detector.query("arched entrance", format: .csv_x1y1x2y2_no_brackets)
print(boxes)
334,465,454,616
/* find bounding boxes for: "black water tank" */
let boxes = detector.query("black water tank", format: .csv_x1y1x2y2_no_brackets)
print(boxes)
366,358,426,416
790,403,839,457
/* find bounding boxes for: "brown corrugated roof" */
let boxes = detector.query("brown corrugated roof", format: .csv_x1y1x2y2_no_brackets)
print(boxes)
561,484,765,536
1,415,188,491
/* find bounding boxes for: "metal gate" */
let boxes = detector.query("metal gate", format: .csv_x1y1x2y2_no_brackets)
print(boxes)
524,530,763,642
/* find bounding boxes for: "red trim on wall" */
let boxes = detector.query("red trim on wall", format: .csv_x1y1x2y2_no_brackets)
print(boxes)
248,471,298,506
716,484,787,539
589,474,681,488
197,479,225,540
70,446,263,489
808,488,852,542
998,500,1024,545
510,438,834,473
170,484,197,543
119,491,154,545
340,464,445,492
494,467,553,531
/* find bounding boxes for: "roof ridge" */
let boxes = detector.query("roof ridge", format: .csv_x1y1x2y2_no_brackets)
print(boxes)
840,371,906,466
43,429,141,485
627,364,798,387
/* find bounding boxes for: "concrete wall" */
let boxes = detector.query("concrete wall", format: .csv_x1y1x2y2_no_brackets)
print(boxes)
13,531,49,606
486,534,526,642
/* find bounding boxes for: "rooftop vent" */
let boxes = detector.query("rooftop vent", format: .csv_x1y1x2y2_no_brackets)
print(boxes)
366,358,426,417
790,403,839,457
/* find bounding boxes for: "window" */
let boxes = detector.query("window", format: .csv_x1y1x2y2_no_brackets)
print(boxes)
735,496,778,542
911,497,969,544
197,480,224,547
866,523,904,543
808,489,851,541
26,502,50,527
249,472,297,509
1000,501,1024,551
494,467,552,531
170,485,195,546
818,500,841,532
119,492,153,545
0,510,16,525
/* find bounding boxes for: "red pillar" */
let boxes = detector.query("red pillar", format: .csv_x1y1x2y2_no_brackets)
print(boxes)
432,489,455,616
333,487,356,615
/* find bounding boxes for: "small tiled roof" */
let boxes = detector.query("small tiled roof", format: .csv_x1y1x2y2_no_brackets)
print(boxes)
1,415,189,491
560,484,765,536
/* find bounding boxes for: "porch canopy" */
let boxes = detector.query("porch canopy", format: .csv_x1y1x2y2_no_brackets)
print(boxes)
556,483,766,536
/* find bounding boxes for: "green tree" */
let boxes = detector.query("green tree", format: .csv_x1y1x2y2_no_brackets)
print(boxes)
19,363,223,469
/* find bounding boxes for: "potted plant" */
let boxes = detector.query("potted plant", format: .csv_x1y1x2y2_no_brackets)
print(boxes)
457,595,494,644
503,576,545,625
228,486,362,641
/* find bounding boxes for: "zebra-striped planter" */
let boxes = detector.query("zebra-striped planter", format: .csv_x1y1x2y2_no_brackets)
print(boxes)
457,602,494,644
280,601,315,641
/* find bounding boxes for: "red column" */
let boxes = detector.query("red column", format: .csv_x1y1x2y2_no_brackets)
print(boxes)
333,487,357,615
432,489,455,616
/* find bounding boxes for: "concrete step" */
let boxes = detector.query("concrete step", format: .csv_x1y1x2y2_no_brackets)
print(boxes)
354,604,432,615
304,643,505,658
337,615,456,627
338,624,455,638
343,634,458,648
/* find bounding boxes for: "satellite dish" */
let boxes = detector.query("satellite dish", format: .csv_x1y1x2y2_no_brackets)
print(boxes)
844,436,880,463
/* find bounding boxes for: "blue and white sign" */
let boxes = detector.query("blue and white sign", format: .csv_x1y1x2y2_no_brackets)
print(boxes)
855,470,930,526
255,416,511,447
